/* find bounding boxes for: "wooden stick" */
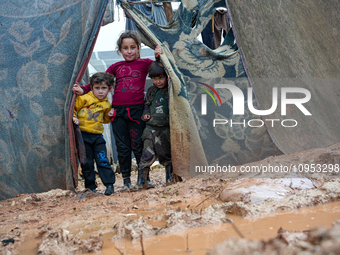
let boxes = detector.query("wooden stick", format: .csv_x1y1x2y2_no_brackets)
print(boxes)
230,222,245,238
115,246,124,255
186,233,193,253
186,233,189,252
140,231,145,255
195,190,219,208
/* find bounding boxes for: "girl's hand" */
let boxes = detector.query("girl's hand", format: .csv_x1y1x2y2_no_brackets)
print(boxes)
154,46,163,58
142,113,151,121
72,83,84,95
107,108,115,117
73,117,80,125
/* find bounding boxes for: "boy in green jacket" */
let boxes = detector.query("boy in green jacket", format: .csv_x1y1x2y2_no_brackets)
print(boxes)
135,61,173,190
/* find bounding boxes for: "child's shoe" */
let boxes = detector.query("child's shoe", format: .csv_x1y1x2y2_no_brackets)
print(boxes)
135,167,154,190
165,164,173,185
123,178,137,192
104,184,114,195
146,174,155,189
86,186,97,193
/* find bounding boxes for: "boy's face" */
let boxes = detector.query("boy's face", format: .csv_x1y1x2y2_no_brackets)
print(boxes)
92,82,111,100
152,74,167,89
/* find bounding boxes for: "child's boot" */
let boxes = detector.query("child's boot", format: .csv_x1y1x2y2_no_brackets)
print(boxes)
123,177,136,192
134,167,149,190
104,184,114,195
145,168,155,189
165,164,173,186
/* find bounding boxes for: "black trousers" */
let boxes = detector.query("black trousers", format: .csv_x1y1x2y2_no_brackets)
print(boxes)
81,132,115,190
111,104,145,180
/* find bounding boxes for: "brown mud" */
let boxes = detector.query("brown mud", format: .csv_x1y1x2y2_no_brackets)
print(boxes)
1,142,340,255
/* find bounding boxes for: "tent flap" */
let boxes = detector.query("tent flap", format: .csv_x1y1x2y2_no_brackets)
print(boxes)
0,0,108,200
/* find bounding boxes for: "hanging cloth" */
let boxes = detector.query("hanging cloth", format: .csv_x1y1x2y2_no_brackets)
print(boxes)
125,1,167,31
213,9,229,49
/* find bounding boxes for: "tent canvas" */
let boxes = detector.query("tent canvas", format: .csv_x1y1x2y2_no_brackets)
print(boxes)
0,0,108,200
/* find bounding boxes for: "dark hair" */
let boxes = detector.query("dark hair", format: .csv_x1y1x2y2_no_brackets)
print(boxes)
90,72,115,88
116,30,141,58
148,60,167,78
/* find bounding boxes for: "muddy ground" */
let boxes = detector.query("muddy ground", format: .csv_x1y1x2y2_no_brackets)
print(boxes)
1,142,340,255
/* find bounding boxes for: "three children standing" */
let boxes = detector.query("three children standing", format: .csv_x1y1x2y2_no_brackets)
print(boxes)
73,30,173,194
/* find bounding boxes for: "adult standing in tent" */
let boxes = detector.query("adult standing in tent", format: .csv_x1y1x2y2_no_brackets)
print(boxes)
73,30,162,191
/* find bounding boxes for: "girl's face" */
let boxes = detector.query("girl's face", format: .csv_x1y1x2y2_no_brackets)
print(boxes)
120,38,139,62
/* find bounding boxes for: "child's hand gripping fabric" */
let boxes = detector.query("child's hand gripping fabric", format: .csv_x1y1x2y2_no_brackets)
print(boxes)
73,117,80,125
154,45,163,59
72,82,84,95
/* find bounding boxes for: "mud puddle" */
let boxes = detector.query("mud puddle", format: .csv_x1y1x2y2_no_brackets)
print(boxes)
103,202,340,255
15,201,339,255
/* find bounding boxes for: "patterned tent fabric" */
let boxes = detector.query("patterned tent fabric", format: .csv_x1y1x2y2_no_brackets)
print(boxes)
120,0,282,179
0,0,108,200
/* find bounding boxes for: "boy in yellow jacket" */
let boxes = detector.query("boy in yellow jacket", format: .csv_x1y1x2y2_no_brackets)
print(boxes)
73,72,115,195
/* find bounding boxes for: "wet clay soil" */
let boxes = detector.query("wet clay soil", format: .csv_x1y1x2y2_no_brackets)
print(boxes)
1,143,340,255
100,202,340,255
